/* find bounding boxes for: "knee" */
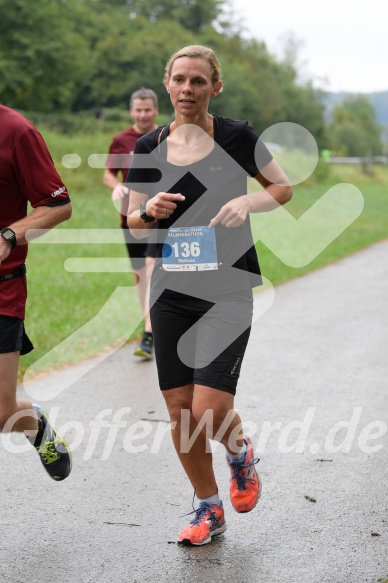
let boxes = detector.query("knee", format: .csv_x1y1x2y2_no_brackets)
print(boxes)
191,402,210,425
163,393,192,425
192,402,234,434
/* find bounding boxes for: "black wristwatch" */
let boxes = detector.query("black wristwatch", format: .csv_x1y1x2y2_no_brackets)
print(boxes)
140,200,155,223
0,227,17,249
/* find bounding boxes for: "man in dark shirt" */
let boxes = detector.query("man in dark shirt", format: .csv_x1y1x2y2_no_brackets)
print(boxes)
104,88,159,359
0,104,72,481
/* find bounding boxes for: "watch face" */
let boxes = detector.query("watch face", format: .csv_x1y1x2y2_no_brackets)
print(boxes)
1,228,16,248
2,228,14,240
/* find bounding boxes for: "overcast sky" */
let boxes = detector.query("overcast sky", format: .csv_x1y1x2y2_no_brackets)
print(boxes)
230,0,388,94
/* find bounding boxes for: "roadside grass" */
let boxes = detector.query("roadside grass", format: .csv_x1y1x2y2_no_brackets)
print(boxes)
251,178,388,287
19,127,388,380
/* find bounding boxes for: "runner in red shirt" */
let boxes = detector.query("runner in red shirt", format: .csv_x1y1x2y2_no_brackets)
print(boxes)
0,104,72,481
103,88,159,359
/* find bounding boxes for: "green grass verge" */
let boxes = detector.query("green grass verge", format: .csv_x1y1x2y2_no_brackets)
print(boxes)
252,179,388,287
19,127,388,380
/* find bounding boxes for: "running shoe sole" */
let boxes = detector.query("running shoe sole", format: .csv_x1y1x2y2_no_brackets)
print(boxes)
178,522,227,546
133,347,154,359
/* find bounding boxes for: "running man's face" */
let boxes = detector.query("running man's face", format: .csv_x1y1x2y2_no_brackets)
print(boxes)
130,98,159,134
165,57,222,119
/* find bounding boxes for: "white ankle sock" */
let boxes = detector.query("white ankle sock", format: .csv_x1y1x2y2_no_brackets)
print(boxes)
198,493,221,507
227,440,247,463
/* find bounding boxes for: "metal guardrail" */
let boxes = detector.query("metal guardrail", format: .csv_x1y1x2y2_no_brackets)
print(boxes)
328,156,388,164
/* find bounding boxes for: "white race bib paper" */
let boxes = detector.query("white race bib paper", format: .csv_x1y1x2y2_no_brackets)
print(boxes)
162,226,219,272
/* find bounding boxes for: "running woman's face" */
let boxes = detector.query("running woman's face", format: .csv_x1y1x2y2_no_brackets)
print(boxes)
130,98,158,134
165,57,222,118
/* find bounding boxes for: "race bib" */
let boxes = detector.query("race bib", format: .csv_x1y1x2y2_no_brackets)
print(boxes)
162,226,218,272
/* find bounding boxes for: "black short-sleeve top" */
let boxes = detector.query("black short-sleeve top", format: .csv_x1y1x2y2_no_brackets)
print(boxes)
128,115,273,300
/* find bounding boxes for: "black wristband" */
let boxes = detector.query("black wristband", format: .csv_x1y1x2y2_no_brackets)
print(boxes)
0,227,17,249
140,200,155,223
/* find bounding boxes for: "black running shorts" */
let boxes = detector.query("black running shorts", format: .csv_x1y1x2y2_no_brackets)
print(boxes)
123,227,158,270
0,315,34,355
150,291,253,395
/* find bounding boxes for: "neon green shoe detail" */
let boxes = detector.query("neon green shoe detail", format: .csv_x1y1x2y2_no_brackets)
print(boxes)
31,405,72,481
134,333,154,360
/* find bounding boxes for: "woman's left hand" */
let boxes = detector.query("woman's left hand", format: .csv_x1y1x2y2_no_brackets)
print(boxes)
209,196,250,228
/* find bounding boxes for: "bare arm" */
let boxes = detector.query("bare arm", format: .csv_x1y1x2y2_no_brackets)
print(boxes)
0,203,72,264
209,159,292,228
103,168,121,190
13,203,72,244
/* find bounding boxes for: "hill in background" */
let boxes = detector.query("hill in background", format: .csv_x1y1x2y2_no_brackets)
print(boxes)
324,90,388,127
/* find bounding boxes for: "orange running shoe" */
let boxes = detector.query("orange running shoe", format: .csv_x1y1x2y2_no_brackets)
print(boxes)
177,501,227,546
227,436,261,513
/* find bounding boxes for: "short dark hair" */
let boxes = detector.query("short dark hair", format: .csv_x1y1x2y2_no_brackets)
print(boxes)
130,88,158,109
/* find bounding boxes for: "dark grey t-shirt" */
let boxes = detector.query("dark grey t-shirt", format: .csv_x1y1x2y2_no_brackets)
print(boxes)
128,115,273,302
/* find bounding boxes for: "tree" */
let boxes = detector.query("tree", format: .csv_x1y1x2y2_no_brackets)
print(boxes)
0,0,326,138
199,34,326,147
72,15,195,111
0,0,89,111
126,0,224,33
328,96,382,156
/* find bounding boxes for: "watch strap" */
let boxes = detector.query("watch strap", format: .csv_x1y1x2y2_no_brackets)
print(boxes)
140,200,155,223
0,227,17,249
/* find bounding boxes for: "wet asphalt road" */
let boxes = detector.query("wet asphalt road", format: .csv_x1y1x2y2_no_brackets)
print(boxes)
1,241,387,583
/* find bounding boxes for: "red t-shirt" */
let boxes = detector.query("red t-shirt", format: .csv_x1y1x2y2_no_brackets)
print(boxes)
105,127,144,228
0,105,70,318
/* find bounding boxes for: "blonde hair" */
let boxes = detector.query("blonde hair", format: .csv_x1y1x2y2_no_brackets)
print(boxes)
164,45,223,88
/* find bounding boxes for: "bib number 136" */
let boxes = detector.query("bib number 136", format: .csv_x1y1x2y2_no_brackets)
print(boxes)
171,241,200,258
162,226,218,271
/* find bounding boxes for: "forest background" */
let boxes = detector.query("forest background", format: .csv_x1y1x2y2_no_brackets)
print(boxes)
0,0,384,155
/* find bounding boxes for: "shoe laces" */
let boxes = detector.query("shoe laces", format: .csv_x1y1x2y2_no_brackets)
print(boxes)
230,456,260,490
179,489,221,527
36,438,60,464
182,503,220,527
